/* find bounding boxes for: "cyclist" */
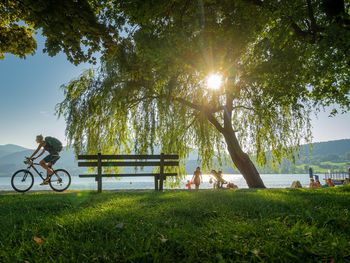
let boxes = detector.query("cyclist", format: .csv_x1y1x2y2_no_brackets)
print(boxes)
29,135,63,185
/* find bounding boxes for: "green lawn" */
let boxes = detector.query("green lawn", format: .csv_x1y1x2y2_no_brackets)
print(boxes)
1,188,350,262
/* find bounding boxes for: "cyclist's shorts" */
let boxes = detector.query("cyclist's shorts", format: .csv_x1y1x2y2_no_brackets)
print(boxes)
43,154,60,164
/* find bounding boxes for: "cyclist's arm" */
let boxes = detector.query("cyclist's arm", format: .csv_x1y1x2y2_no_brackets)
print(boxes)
29,143,44,159
34,149,46,159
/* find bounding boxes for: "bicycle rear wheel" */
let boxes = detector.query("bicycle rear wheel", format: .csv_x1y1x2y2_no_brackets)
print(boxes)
49,169,71,192
11,169,34,192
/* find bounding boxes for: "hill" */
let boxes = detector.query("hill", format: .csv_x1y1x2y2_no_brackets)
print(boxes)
256,139,350,174
300,139,350,159
0,139,349,176
0,144,28,158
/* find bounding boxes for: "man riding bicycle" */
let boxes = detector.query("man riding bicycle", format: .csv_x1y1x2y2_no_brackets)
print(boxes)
29,135,63,185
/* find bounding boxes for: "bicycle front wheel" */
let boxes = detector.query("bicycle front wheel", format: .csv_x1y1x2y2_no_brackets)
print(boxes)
49,169,71,192
11,169,34,192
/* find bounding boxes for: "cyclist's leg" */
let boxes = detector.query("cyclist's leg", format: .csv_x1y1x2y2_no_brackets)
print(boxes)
47,155,60,176
40,155,55,177
39,158,51,185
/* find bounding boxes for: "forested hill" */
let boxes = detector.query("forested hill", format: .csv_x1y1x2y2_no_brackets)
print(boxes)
300,139,350,157
256,139,350,174
0,139,349,175
184,139,350,174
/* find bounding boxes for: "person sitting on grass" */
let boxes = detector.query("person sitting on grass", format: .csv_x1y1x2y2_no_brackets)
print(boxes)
326,178,335,187
309,178,317,189
217,170,227,188
226,182,238,189
29,135,63,185
290,181,302,188
315,178,321,188
211,170,227,189
191,167,202,190
211,170,226,189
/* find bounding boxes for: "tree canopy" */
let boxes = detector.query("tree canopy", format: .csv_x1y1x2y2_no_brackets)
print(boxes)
0,0,116,63
2,0,350,185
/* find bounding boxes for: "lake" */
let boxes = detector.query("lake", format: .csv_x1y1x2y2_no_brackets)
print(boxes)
0,173,313,191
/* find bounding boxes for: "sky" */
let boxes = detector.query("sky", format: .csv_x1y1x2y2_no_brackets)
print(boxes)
0,35,350,149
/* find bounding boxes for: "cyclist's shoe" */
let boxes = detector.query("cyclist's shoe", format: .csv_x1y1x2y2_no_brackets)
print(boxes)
40,178,50,185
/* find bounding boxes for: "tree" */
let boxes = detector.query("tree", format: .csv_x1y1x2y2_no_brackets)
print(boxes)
0,0,115,63
3,0,350,188
56,0,349,188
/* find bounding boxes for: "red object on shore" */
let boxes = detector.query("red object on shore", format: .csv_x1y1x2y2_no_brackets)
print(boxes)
185,180,192,189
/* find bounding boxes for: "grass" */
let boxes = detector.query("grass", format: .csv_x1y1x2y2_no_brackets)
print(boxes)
1,188,350,262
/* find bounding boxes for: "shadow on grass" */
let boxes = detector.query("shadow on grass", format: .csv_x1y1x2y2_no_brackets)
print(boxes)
1,188,350,262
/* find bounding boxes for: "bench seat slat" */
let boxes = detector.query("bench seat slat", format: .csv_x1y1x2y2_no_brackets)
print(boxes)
79,173,178,178
78,154,179,160
78,161,179,167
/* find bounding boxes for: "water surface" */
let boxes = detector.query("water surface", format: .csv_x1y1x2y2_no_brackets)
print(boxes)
0,173,312,191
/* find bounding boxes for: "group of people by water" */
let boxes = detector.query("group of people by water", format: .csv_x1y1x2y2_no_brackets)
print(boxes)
186,167,238,190
189,166,349,190
309,177,350,188
292,176,349,189
309,177,335,188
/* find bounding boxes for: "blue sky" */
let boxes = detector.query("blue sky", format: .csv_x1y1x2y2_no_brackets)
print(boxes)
0,35,349,149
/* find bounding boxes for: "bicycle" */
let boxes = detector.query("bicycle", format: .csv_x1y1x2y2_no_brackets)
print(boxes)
11,157,71,193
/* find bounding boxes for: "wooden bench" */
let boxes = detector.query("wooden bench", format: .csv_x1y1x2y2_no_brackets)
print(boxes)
77,153,179,192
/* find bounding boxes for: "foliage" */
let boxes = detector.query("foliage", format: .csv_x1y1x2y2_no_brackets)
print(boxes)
59,1,349,177
0,0,115,63
56,1,314,172
1,188,350,262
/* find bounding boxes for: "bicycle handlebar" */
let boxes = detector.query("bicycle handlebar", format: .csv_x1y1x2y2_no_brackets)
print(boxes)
24,157,33,165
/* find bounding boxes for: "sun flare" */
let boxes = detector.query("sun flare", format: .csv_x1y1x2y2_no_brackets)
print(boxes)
206,73,223,90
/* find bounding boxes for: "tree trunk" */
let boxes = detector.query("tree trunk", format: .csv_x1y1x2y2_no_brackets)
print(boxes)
222,129,266,188
175,94,265,188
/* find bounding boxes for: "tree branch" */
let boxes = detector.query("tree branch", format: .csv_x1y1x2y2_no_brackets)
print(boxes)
173,97,226,114
306,0,318,33
206,114,225,133
224,90,233,130
233,105,255,111
173,97,204,112
290,22,311,38
174,97,225,133
129,94,254,134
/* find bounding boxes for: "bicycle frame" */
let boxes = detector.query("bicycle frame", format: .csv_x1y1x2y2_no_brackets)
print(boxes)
27,163,45,180
25,161,57,181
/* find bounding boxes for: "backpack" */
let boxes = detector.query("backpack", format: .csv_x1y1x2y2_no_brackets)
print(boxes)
45,136,63,152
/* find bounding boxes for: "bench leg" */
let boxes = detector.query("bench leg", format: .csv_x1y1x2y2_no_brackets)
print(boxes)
154,176,159,191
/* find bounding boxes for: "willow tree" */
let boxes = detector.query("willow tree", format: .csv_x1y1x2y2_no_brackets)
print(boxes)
2,0,349,188
56,0,347,188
